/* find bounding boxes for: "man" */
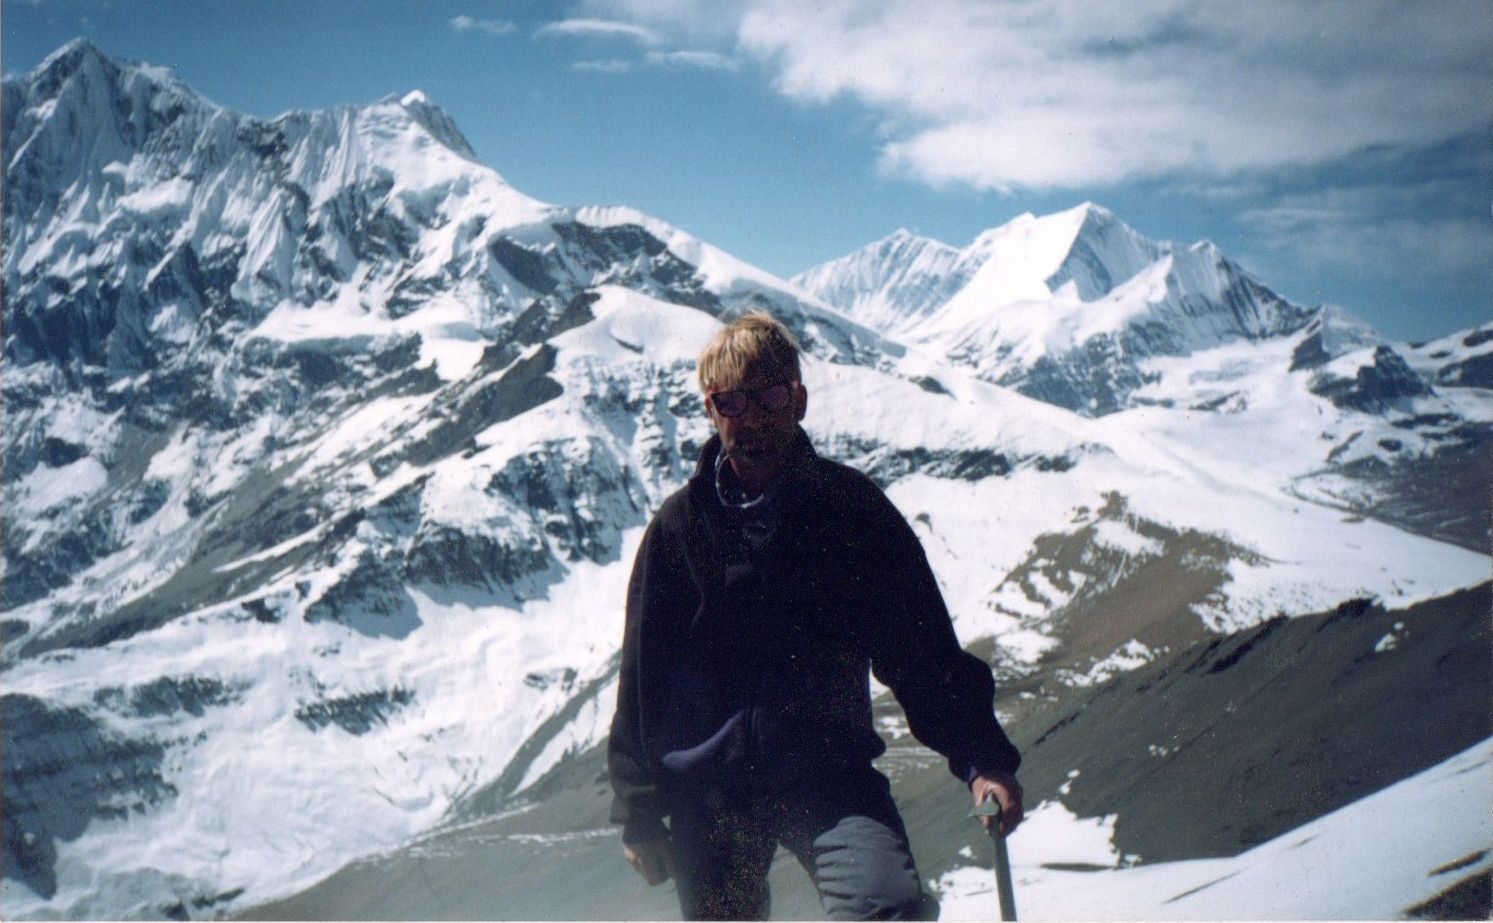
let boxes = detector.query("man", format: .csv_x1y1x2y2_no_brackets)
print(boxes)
609,312,1023,920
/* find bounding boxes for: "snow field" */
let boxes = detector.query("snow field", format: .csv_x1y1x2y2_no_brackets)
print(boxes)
7,283,1487,918
934,737,1493,920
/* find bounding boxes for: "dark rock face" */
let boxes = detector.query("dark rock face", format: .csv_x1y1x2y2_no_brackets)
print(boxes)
93,677,239,718
824,434,1084,487
295,688,414,735
401,346,564,468
402,435,645,603
1333,423,1493,553
405,522,552,595
2,694,176,900
1435,350,1493,389
1290,329,1333,371
2,527,112,612
1010,336,1151,417
480,223,718,352
1311,346,1436,413
976,267,1314,416
489,437,644,565
487,237,558,296
0,464,173,610
1045,216,1157,300
305,548,422,639
1020,583,1493,864
1406,868,1492,920
1057,270,1309,415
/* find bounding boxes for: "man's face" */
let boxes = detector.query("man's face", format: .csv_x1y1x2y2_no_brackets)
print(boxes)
706,365,807,478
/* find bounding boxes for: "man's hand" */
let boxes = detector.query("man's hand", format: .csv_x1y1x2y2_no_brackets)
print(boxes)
623,838,675,886
972,770,1024,837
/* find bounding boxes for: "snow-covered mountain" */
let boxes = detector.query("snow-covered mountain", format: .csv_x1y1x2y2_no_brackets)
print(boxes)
795,205,1491,554
795,204,1316,415
3,41,1489,920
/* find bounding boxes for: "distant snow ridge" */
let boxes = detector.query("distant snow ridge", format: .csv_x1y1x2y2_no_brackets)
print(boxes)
796,203,1316,415
791,229,975,336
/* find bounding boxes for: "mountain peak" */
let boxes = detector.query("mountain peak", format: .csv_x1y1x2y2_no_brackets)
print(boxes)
1046,203,1168,301
955,203,1168,304
15,35,213,121
22,36,122,98
1065,200,1115,223
1055,200,1135,245
35,36,109,74
874,226,953,255
883,227,926,245
375,88,477,161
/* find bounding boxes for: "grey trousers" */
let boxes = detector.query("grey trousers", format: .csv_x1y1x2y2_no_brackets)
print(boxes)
666,768,938,921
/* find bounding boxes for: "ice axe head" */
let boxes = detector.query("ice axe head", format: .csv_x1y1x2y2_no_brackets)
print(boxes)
969,800,1010,840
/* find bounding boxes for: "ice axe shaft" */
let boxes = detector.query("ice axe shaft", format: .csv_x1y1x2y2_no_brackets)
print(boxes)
970,801,1017,921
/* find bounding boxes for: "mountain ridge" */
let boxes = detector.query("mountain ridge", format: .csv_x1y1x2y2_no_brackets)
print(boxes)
2,41,1488,920
795,202,1323,415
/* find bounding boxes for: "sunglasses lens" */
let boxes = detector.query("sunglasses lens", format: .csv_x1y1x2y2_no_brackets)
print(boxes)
759,384,791,409
712,391,748,417
711,382,794,417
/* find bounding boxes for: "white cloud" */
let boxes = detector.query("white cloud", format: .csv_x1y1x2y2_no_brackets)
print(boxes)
536,18,661,45
644,50,739,72
572,59,635,74
449,15,517,37
1240,184,1493,278
588,0,1493,191
581,0,745,41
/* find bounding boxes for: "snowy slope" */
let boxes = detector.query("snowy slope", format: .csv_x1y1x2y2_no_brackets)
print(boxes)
789,229,976,336
3,41,1489,921
935,736,1493,920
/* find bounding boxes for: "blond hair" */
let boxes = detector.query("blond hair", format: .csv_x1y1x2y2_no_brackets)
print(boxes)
697,311,802,394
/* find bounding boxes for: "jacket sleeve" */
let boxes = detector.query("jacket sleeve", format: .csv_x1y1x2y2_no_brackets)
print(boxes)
860,488,1022,783
608,509,692,843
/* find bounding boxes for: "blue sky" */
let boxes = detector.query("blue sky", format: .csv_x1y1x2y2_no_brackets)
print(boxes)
5,0,1490,341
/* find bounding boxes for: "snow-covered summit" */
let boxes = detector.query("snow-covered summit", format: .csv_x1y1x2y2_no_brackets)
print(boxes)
4,40,895,396
384,89,480,161
962,202,1168,304
798,203,1318,415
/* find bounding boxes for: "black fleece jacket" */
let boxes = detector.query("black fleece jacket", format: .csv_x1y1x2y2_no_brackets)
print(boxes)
608,429,1020,842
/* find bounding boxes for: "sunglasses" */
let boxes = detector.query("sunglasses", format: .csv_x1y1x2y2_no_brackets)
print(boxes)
709,381,796,418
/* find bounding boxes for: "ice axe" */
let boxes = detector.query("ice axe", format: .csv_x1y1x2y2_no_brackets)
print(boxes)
969,801,1017,921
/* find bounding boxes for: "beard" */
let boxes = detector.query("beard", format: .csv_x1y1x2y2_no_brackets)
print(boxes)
725,429,788,464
